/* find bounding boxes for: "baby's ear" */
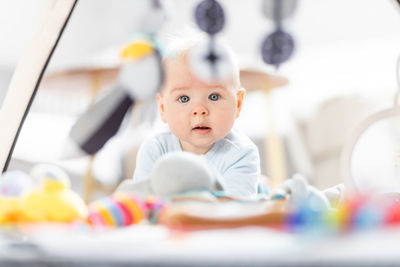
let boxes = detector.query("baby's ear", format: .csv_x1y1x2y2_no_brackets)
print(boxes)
156,93,167,123
235,87,246,118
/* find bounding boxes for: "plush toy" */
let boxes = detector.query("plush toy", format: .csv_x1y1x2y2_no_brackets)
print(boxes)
0,170,33,223
115,150,337,210
20,164,87,223
271,174,332,211
116,151,223,198
64,1,167,158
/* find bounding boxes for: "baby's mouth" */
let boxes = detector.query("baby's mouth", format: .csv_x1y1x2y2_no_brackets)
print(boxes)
192,125,212,134
193,126,210,130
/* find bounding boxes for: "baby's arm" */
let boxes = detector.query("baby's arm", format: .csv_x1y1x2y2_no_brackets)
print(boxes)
221,145,261,197
132,138,163,182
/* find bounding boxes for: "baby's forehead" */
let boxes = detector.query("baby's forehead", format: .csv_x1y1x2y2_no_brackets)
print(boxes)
163,54,240,91
169,84,229,92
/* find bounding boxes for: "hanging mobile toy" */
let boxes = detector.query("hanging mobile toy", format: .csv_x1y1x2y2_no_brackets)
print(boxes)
261,0,297,68
65,0,167,157
189,0,234,83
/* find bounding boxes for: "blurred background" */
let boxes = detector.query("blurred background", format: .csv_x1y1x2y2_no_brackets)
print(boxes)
1,0,400,201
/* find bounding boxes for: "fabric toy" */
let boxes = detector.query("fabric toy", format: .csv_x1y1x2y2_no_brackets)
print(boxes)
116,151,224,198
0,164,88,224
64,0,168,158
20,164,87,223
0,170,33,223
116,150,336,210
271,174,332,210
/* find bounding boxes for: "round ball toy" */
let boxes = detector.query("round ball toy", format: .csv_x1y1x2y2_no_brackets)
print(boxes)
0,170,33,224
194,0,225,35
20,164,87,223
87,193,146,227
261,30,294,68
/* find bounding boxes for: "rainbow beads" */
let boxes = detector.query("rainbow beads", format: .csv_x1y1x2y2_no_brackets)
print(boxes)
87,193,147,227
285,192,400,234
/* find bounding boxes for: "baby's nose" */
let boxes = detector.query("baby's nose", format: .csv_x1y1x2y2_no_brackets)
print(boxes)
192,104,209,116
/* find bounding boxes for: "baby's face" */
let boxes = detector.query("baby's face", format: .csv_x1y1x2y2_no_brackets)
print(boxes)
157,54,244,154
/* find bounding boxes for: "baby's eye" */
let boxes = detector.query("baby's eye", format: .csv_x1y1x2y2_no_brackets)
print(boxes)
178,95,190,103
209,93,220,101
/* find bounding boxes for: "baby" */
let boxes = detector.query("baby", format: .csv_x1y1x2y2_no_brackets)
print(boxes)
132,35,261,197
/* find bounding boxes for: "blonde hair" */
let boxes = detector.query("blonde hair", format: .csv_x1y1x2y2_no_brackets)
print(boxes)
161,27,208,61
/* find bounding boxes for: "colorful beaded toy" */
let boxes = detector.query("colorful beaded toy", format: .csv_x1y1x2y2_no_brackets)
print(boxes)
286,191,400,234
88,193,145,227
87,193,165,227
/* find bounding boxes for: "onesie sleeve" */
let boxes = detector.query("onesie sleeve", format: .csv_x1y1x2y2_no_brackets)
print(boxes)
132,137,163,182
221,144,261,198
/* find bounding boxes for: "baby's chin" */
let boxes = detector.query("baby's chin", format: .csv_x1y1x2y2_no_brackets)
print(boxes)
179,139,216,154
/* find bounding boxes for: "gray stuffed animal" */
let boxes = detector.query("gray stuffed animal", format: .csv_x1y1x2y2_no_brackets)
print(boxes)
117,151,341,209
116,151,224,198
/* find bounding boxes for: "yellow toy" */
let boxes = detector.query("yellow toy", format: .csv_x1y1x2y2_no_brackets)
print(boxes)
19,164,88,223
120,39,155,61
0,170,32,224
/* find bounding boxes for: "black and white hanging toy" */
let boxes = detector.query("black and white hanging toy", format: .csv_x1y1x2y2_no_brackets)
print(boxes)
189,0,234,83
261,0,297,68
65,0,167,157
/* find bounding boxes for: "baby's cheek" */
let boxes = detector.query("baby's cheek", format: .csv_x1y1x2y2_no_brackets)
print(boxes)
215,114,234,134
170,115,188,134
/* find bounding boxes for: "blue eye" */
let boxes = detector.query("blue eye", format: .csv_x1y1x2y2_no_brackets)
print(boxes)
209,93,220,101
178,95,190,103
